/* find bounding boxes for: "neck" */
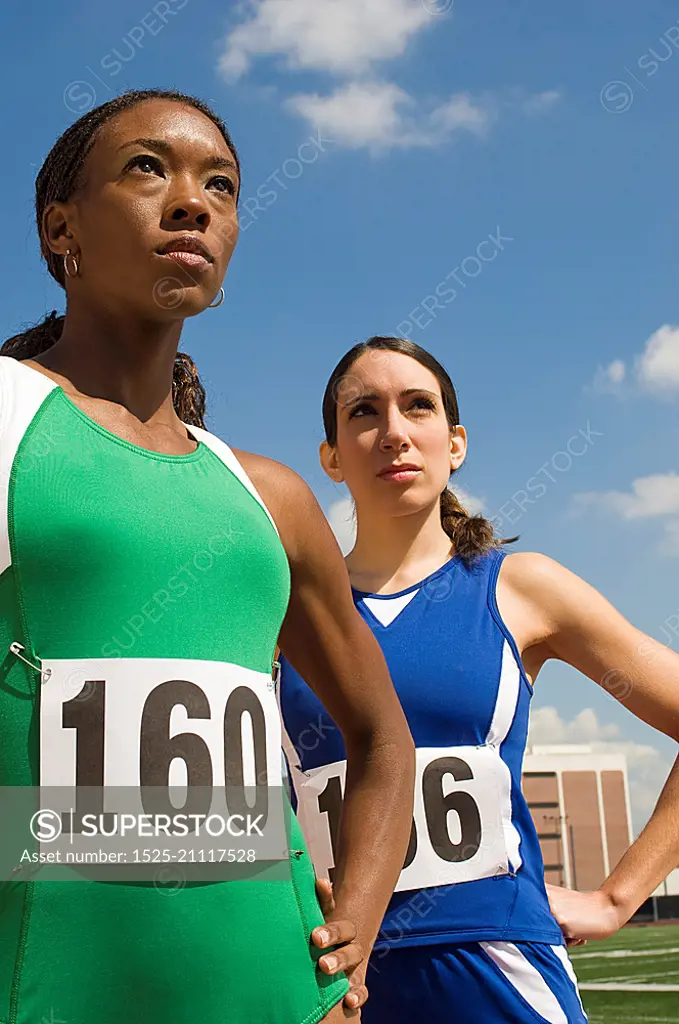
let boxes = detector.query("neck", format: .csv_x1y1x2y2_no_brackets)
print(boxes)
346,498,454,595
36,298,184,424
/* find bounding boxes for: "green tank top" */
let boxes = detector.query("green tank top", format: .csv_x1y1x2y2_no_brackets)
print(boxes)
0,356,348,1024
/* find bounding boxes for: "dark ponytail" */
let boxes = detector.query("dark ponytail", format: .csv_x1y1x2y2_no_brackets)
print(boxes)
1,314,207,429
322,335,516,564
1,312,64,359
1,88,241,430
439,487,501,564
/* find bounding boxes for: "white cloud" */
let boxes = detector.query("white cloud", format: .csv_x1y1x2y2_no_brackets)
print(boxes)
529,706,620,744
606,359,626,384
219,0,433,80
575,473,679,555
575,327,679,548
287,81,493,152
327,497,356,554
451,485,486,517
427,93,494,137
288,81,415,150
220,1,561,153
528,706,671,830
636,324,679,393
589,359,626,393
287,83,561,151
576,472,679,521
519,89,562,115
593,326,679,398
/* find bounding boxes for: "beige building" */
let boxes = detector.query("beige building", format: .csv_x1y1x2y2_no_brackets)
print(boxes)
522,744,633,890
522,743,679,902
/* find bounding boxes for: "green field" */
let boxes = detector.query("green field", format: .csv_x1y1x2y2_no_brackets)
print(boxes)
571,923,679,1023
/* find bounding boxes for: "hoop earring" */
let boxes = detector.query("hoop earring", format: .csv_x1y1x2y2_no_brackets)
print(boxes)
207,287,225,309
64,249,80,279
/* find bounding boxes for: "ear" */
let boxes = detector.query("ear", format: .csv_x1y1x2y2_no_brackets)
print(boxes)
319,440,345,484
42,201,79,258
450,425,467,472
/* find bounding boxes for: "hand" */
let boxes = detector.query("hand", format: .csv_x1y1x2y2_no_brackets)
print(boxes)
546,884,627,945
312,877,367,1013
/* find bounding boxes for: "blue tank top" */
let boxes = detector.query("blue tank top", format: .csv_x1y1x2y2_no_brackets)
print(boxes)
279,549,564,949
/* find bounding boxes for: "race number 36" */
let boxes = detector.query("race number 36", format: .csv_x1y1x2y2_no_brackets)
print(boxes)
296,746,512,891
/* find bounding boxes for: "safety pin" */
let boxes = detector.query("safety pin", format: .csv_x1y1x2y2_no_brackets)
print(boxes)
269,659,282,691
9,642,52,682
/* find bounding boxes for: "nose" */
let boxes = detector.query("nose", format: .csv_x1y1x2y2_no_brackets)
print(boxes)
379,409,410,452
161,180,211,231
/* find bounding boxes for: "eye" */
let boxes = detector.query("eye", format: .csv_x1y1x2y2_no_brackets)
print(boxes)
126,154,164,176
208,175,236,196
410,397,436,413
348,402,377,419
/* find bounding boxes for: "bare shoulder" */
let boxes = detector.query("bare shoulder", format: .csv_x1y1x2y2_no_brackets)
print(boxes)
232,449,316,509
499,549,613,638
499,551,569,594
494,552,562,656
232,449,329,561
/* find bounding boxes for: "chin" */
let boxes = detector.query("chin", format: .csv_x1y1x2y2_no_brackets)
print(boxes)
149,281,216,319
378,490,438,518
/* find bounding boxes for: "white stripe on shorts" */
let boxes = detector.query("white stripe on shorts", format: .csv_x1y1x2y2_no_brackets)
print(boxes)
551,945,586,1016
479,942,568,1024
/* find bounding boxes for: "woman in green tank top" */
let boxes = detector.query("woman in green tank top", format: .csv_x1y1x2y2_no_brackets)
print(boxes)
0,89,414,1024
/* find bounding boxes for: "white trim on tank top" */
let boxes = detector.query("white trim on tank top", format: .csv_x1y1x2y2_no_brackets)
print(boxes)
183,423,280,537
0,357,58,576
0,360,280,581
357,563,524,875
362,589,419,627
487,639,523,873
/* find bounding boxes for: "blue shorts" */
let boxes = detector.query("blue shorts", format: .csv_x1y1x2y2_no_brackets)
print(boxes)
362,941,588,1024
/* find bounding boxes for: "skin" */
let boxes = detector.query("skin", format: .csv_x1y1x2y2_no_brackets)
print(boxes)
24,98,415,1016
321,348,679,948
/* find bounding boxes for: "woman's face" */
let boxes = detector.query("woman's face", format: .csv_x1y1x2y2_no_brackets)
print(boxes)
323,350,467,520
45,98,240,319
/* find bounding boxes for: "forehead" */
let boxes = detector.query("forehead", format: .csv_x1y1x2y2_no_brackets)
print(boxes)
90,99,237,168
344,350,442,396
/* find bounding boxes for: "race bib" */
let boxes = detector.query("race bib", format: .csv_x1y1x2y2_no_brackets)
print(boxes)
296,745,513,892
38,657,283,847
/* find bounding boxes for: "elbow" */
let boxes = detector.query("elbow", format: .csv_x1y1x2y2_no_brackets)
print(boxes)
349,711,415,776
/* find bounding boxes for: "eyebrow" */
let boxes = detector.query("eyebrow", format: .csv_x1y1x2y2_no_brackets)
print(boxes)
345,387,438,407
118,137,239,176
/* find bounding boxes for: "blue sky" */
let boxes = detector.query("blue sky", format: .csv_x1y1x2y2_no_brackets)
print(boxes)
4,0,679,827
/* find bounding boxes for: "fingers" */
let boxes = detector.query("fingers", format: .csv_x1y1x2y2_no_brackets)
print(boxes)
312,916,356,951
322,999,362,1021
343,982,368,1010
316,877,335,917
314,921,364,979
312,919,357,955
318,941,363,978
311,906,367,1010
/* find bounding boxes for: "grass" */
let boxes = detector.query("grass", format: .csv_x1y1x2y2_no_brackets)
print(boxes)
570,923,679,1023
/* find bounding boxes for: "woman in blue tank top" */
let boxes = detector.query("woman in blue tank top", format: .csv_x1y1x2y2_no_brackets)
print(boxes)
279,335,679,1024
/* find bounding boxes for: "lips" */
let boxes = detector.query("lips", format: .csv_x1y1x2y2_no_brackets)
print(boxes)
378,464,422,482
156,235,214,266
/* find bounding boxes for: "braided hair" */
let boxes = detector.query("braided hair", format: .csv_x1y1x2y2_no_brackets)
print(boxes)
322,336,516,564
0,88,240,428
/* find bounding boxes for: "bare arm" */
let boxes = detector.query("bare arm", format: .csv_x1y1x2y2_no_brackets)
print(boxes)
499,552,679,939
238,451,415,992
